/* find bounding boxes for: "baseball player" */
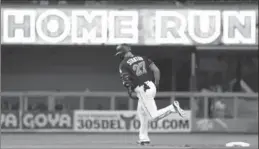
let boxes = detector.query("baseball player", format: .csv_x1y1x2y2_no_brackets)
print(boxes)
115,44,185,145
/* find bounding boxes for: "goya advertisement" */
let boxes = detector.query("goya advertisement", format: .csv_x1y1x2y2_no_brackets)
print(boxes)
1,8,258,45
22,112,73,130
1,111,73,130
1,111,20,129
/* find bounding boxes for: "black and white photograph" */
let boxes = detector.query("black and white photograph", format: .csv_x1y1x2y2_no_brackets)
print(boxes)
0,0,258,149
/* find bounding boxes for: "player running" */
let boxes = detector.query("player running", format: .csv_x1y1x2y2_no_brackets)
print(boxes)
115,44,185,145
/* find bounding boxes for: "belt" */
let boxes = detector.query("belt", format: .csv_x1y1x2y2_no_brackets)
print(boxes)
136,81,152,91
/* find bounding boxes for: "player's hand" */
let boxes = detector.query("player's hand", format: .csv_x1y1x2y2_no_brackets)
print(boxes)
156,85,159,91
155,81,159,90
127,87,138,100
127,86,133,94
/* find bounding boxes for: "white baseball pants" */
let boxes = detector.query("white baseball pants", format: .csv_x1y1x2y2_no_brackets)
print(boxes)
134,81,176,141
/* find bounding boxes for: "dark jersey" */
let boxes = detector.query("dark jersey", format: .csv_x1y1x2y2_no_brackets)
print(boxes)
119,55,154,89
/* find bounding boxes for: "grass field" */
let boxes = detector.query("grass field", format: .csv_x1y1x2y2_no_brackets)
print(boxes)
1,133,258,149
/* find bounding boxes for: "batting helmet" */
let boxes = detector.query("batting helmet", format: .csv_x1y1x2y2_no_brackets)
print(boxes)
115,44,131,56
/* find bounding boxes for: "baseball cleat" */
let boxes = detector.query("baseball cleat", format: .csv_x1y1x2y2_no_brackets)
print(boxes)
137,140,150,145
172,100,185,118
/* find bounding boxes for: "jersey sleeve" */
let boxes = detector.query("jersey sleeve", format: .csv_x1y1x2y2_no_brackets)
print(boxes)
119,64,132,88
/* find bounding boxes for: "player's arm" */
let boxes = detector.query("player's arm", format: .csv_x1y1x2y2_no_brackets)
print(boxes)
119,64,133,90
119,64,137,99
148,59,160,87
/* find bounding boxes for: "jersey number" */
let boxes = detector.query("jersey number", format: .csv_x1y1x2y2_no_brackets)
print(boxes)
133,61,147,76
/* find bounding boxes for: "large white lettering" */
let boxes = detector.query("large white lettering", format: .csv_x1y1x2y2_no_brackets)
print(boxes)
36,9,71,43
188,10,221,44
222,11,256,44
108,11,138,44
71,10,107,44
3,9,36,43
1,9,257,45
155,11,190,44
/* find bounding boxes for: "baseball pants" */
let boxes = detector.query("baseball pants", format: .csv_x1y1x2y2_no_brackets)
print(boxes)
134,81,176,141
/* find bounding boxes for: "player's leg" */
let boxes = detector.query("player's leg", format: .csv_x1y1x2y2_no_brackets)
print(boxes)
136,81,185,121
138,91,173,121
137,100,150,144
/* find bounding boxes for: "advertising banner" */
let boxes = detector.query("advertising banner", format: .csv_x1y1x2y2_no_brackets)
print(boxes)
74,110,191,132
192,118,258,133
1,111,20,129
22,112,73,130
1,8,258,45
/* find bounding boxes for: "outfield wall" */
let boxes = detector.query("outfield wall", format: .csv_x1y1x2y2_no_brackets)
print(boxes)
1,110,257,134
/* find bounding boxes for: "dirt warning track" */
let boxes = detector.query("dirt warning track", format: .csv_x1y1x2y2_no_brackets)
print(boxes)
1,133,258,149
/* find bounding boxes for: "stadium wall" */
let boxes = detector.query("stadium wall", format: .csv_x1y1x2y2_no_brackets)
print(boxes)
1,110,257,134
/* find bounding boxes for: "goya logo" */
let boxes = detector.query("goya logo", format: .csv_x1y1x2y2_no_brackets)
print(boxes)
22,112,72,129
1,112,19,129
